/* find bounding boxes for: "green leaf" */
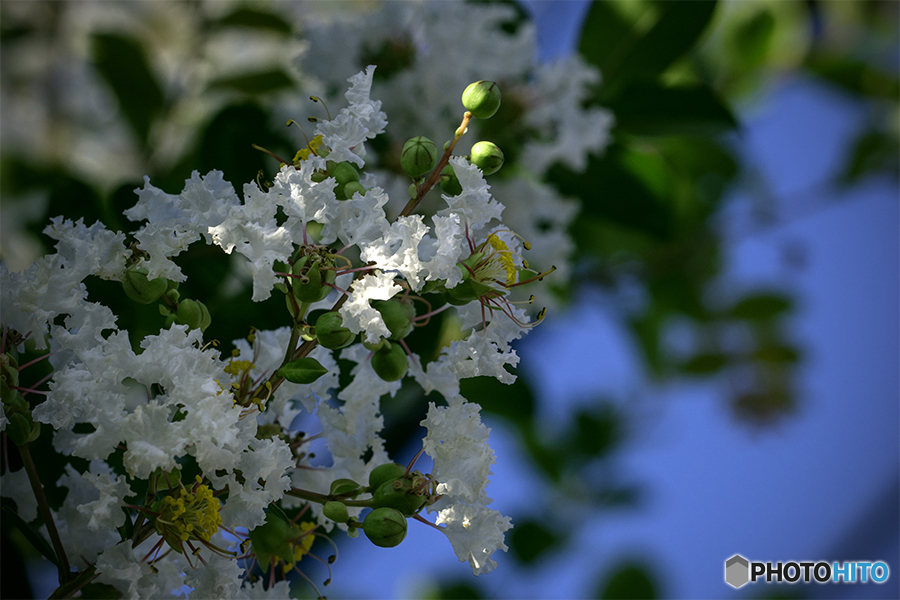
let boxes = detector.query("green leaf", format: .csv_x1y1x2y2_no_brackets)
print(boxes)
680,352,729,375
509,519,563,564
207,69,295,95
1,503,59,568
277,357,328,384
578,1,633,78
91,33,165,148
547,150,674,241
212,7,293,34
597,562,659,600
730,293,792,320
608,83,738,136
753,344,800,365
839,128,900,184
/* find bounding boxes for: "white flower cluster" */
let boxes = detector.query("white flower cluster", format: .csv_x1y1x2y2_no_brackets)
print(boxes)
1,66,532,596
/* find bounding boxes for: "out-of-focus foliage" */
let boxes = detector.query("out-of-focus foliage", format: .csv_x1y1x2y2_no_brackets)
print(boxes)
0,0,896,598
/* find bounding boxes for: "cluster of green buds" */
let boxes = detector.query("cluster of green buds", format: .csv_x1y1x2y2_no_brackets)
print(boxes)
276,245,341,322
122,263,211,332
312,159,367,201
362,298,417,382
314,462,440,549
1,351,40,446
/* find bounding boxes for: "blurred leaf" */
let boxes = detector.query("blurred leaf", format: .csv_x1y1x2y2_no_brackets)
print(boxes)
597,562,659,600
207,70,295,95
211,7,293,34
548,150,674,241
753,344,801,364
730,293,793,320
1,503,59,568
91,33,165,148
730,9,776,70
609,83,738,136
805,54,900,100
839,128,900,184
75,583,123,599
425,581,483,600
587,0,718,91
572,406,619,458
578,1,633,77
680,351,729,375
734,389,794,422
509,519,563,564
459,372,535,425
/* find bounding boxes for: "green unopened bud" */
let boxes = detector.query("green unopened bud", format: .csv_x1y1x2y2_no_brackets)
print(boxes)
315,312,355,349
292,256,336,303
175,299,203,330
373,477,428,516
470,141,504,176
363,507,407,548
408,183,418,199
329,161,360,187
462,80,501,119
362,338,388,352
123,266,167,304
342,181,367,199
323,501,349,523
440,165,463,196
370,342,408,382
330,478,362,497
369,462,406,491
401,136,438,179
373,299,415,340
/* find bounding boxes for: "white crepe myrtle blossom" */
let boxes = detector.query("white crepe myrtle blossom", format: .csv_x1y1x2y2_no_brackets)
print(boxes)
0,59,568,597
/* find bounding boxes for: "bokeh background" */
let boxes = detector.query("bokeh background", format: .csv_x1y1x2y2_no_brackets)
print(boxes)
1,1,897,599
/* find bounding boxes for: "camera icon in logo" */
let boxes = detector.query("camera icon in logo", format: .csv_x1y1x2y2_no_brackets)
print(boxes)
725,554,750,588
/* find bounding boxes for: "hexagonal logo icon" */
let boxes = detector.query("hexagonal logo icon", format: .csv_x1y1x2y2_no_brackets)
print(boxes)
725,554,750,588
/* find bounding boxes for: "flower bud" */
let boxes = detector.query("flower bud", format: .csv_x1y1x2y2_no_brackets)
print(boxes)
330,478,362,496
175,299,203,330
323,501,349,523
373,299,415,340
470,141,504,176
373,477,428,516
292,256,336,303
123,266,167,304
368,462,406,491
401,136,438,179
370,342,408,382
329,161,360,187
315,312,355,349
362,507,407,548
342,181,367,199
462,80,501,119
362,338,388,352
440,165,463,196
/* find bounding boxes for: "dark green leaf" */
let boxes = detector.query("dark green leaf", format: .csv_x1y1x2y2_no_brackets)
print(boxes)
76,583,123,599
597,562,659,600
730,293,793,320
839,128,900,184
425,581,483,600
91,34,165,148
207,70,295,95
572,406,619,458
509,519,563,564
212,8,293,35
806,54,900,100
459,372,535,424
547,150,674,241
753,344,800,364
277,357,328,384
1,504,59,568
578,1,633,78
608,83,738,136
680,352,729,375
730,9,776,70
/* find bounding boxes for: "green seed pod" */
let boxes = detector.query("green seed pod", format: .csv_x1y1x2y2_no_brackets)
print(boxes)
315,312,355,349
370,342,408,382
291,256,336,303
401,136,438,179
329,161,360,187
368,462,407,491
440,164,463,196
362,507,407,548
175,299,203,330
373,300,415,340
342,181,367,199
470,141,504,176
123,266,167,304
362,338,388,352
330,478,362,496
373,478,428,516
462,80,501,119
323,501,349,523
